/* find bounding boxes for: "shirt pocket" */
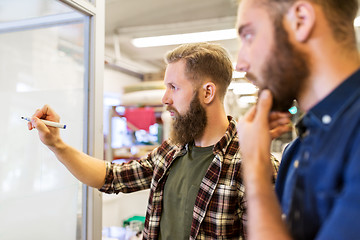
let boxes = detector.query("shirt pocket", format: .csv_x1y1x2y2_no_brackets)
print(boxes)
207,183,238,236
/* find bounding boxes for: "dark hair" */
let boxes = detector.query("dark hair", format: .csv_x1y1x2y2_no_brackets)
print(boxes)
165,42,233,100
260,0,358,47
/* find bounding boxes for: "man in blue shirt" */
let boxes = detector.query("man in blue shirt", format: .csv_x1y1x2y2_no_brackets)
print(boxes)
236,0,360,239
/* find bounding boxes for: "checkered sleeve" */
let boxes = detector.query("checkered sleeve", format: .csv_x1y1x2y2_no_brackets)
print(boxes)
99,154,155,194
270,154,280,184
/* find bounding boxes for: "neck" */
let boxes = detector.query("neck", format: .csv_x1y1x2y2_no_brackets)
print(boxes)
298,45,360,112
194,106,229,147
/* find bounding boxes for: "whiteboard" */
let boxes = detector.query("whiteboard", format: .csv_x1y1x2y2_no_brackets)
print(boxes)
0,23,85,240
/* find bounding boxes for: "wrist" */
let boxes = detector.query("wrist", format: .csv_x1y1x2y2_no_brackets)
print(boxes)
49,138,67,153
243,155,273,184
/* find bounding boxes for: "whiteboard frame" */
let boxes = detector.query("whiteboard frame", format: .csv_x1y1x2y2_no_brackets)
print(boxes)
58,1,105,239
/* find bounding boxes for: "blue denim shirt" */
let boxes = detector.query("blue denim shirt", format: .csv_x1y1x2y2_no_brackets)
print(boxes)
275,68,360,240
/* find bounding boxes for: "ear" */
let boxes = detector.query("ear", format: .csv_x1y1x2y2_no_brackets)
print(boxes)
286,1,315,42
202,82,216,104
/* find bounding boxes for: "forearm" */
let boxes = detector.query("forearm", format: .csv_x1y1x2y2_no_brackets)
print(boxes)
244,161,291,240
237,91,293,239
49,140,106,189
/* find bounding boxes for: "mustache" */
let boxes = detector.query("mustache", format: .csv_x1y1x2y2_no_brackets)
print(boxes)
245,72,257,83
166,106,178,113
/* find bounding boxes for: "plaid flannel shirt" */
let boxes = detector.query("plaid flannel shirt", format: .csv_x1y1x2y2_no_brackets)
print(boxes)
99,117,279,239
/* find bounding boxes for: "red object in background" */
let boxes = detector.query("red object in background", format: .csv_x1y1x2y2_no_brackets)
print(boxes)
124,107,156,131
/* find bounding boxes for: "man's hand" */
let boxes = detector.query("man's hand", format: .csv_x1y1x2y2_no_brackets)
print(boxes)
28,105,107,188
237,90,291,179
238,90,292,158
237,90,292,239
269,111,292,139
28,105,63,149
237,90,273,159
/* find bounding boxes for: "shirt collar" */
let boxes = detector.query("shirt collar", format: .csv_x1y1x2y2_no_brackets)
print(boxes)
213,116,238,155
296,68,360,136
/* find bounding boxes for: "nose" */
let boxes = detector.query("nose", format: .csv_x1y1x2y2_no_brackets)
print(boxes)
236,62,249,73
162,88,172,105
236,49,249,73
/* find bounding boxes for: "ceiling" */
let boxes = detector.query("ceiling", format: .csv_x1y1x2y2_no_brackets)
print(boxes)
104,0,360,78
104,0,240,77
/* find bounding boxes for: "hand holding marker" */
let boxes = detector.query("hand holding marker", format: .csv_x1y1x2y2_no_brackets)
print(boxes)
21,117,66,129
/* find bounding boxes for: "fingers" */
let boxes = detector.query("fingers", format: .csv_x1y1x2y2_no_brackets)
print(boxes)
243,105,257,122
269,112,291,121
33,108,43,119
270,124,292,139
32,105,60,121
255,90,273,124
30,116,49,133
28,105,60,130
269,116,292,130
27,121,33,130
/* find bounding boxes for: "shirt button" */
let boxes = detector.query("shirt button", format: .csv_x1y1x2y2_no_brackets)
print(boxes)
293,160,299,168
303,151,310,160
322,115,332,124
281,213,286,220
303,129,310,138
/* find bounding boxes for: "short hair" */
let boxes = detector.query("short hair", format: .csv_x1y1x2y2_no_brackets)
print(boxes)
165,42,233,100
259,0,358,47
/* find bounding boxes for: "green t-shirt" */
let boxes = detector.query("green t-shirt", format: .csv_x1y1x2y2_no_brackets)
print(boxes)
159,144,214,240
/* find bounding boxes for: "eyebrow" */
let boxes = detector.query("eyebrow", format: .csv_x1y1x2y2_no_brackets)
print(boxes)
165,81,176,87
237,23,251,36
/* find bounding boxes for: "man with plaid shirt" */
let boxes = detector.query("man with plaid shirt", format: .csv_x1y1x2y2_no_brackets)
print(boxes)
28,42,289,239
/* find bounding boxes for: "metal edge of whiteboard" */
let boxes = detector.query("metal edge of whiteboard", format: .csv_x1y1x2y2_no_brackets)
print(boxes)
0,12,84,34
58,0,97,16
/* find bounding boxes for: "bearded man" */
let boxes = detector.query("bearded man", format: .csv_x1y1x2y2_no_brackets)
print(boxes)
28,42,289,239
236,0,360,239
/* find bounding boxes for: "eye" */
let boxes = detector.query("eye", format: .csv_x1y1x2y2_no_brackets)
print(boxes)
170,84,178,91
242,32,253,42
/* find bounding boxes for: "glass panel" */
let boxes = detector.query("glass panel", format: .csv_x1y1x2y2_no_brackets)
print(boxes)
0,0,72,23
0,22,85,239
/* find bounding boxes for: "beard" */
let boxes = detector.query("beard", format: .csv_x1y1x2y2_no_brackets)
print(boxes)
168,91,207,145
248,18,310,112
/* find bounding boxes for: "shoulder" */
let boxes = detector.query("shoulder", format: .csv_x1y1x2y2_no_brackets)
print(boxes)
152,139,181,154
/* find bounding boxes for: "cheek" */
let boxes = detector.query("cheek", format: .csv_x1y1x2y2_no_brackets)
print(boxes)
177,104,190,116
172,98,187,115
258,46,274,79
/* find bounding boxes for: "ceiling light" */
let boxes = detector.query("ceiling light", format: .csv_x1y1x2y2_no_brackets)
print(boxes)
132,29,237,48
237,96,257,104
232,62,246,79
229,82,258,95
232,71,246,78
354,16,360,27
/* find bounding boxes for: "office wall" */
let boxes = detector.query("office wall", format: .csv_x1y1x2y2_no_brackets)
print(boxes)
102,64,154,233
102,190,150,228
103,67,142,144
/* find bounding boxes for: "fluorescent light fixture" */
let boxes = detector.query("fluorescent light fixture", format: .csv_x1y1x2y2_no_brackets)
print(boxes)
132,28,237,48
232,71,246,79
104,96,121,106
237,96,257,104
229,82,258,95
354,16,360,27
231,62,246,79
